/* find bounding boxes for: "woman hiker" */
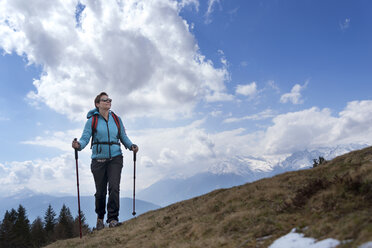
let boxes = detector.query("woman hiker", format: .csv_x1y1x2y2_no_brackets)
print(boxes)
72,92,138,230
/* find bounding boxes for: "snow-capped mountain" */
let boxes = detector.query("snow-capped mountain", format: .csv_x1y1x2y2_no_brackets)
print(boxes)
277,143,368,171
210,143,369,176
314,144,368,160
210,155,276,175
136,144,369,207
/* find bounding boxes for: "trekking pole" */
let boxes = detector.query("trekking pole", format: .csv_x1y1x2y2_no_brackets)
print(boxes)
132,150,137,216
74,138,82,238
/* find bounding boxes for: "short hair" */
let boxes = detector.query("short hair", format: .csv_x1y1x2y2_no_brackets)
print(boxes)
94,92,108,108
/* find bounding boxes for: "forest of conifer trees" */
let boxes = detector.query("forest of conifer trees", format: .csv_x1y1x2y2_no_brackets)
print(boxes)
0,204,90,247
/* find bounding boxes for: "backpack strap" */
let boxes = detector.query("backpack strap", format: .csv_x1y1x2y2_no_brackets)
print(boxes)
110,111,121,138
91,115,99,133
90,115,98,149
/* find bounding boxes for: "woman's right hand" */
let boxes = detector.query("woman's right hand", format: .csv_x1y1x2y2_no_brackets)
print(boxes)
72,139,80,149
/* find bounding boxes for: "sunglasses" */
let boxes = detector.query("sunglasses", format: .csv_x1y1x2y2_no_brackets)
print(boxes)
100,98,112,103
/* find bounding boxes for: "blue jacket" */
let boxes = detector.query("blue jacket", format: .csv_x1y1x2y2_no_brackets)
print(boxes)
78,108,133,159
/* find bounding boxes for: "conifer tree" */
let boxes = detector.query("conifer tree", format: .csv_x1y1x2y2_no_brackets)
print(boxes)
319,156,326,164
13,204,31,248
73,210,91,237
0,209,17,248
30,217,46,248
44,204,56,243
55,204,74,240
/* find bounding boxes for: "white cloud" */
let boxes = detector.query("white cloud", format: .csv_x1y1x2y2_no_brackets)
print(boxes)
263,107,337,154
218,49,228,67
210,110,222,117
205,91,234,102
205,0,220,24
21,129,83,152
223,109,275,123
178,0,199,11
236,82,258,97
332,100,372,142
0,150,149,198
158,148,179,164
280,81,308,104
339,18,351,30
0,0,230,121
266,80,280,93
262,100,372,154
0,154,93,197
240,61,248,67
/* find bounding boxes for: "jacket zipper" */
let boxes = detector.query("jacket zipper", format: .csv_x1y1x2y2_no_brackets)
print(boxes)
105,118,112,159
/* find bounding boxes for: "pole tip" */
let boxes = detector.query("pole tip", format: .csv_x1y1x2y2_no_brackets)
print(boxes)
132,212,136,216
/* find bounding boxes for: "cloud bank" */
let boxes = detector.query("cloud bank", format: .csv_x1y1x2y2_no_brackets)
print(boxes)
6,100,371,196
263,100,372,154
0,0,230,120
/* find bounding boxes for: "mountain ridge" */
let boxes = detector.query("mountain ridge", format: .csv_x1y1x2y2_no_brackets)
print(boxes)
1,144,367,229
46,145,372,247
138,144,368,207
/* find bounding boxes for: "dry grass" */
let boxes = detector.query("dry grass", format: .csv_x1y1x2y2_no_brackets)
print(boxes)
46,146,372,248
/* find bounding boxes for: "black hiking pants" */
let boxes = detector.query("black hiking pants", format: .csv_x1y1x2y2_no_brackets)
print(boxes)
91,155,123,223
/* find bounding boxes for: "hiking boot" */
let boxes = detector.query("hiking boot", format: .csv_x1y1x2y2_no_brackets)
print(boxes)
96,218,104,231
109,219,121,228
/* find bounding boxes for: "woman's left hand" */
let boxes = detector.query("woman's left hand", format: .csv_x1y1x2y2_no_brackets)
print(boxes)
131,144,139,153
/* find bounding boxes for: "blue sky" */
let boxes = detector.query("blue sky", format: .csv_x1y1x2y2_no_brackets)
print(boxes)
0,0,372,197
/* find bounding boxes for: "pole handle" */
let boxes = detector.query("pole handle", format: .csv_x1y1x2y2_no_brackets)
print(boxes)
74,138,78,160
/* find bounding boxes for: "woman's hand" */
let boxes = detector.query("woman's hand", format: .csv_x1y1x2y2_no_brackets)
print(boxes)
131,144,139,153
72,139,81,149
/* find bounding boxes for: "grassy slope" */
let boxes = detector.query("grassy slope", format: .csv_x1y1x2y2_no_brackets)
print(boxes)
46,146,372,248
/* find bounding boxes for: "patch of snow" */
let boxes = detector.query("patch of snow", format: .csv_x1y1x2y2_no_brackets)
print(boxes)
269,229,340,248
359,241,372,248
